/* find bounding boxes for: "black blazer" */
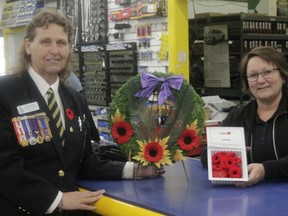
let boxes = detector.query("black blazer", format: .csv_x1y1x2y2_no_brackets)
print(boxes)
0,73,125,215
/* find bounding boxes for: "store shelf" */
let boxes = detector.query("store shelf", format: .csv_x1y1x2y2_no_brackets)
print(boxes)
242,33,288,40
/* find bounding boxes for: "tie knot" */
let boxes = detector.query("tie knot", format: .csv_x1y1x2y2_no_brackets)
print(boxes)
47,88,56,105
47,88,54,95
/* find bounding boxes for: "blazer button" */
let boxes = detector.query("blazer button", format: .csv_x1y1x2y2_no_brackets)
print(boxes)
58,170,65,177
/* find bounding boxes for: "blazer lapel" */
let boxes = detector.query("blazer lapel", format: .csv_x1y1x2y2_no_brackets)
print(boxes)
58,85,80,149
59,84,87,160
58,84,77,133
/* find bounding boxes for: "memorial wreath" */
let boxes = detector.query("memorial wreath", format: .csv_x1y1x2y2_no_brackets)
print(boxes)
109,72,205,168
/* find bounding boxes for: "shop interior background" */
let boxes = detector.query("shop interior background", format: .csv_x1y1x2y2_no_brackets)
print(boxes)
0,0,249,77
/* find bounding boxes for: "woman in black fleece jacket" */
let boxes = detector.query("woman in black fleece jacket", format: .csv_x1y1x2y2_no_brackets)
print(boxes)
201,46,288,187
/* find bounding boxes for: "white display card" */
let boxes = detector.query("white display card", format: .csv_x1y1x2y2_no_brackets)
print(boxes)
206,127,248,184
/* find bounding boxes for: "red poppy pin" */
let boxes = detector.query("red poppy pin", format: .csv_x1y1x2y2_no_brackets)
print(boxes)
66,108,74,120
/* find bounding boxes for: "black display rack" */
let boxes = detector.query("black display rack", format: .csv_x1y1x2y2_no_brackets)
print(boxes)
75,0,138,106
106,42,138,100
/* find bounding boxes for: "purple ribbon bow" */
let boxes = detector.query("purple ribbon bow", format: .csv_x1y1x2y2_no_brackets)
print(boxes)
134,72,184,105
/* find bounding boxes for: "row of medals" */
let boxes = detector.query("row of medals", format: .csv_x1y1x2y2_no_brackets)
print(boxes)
12,112,52,146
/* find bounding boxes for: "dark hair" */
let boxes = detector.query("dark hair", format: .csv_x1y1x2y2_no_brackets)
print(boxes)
240,46,288,95
13,9,73,80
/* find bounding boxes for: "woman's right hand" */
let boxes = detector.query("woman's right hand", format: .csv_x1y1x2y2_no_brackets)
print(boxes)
61,190,105,211
235,163,265,188
134,164,165,179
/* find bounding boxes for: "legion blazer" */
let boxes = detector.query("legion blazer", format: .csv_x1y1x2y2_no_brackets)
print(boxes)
0,72,125,215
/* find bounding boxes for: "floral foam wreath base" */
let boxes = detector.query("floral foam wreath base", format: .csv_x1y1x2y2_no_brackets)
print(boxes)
109,72,205,168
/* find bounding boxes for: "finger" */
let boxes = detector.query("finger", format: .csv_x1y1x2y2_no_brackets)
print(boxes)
79,203,97,211
79,192,105,210
85,194,104,203
85,190,106,198
235,181,252,188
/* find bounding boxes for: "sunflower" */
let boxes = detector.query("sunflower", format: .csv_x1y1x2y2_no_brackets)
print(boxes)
111,121,133,144
173,149,186,161
133,137,173,168
111,109,133,144
144,142,164,163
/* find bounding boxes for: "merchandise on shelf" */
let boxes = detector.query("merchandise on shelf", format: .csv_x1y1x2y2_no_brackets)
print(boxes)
1,0,44,27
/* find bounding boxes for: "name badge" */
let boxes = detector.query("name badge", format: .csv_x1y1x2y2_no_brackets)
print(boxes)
17,102,40,115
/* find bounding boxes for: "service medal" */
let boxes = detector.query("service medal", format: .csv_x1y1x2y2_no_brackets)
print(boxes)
29,135,37,145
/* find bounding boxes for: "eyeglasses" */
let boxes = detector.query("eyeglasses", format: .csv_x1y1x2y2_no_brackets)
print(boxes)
246,68,278,82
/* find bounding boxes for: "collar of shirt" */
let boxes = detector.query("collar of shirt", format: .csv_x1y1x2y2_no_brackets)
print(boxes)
28,66,60,99
28,66,65,125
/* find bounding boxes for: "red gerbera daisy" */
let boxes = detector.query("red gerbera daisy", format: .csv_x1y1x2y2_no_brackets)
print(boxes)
212,165,228,178
220,156,236,169
144,142,164,163
228,166,242,178
212,152,222,164
177,129,200,151
111,121,133,144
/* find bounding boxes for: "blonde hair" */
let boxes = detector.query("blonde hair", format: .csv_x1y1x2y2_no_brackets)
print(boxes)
13,9,73,80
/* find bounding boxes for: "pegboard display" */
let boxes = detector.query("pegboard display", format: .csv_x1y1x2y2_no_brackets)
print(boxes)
79,0,108,44
109,0,167,21
107,0,169,74
80,43,138,105
64,0,78,49
107,42,138,99
82,50,108,106
70,52,80,78
1,0,44,27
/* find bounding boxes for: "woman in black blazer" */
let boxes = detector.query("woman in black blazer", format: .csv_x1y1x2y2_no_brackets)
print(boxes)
0,9,162,216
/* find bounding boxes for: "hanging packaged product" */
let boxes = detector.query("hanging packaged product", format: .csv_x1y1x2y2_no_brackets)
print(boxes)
115,0,131,6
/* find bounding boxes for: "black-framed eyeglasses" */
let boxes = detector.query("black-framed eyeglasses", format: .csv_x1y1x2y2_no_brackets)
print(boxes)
246,68,278,82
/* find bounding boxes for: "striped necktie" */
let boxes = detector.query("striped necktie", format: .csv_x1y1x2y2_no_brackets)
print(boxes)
47,88,65,145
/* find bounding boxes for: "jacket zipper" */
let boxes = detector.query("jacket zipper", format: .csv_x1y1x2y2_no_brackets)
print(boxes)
272,112,284,160
250,111,287,162
250,135,253,163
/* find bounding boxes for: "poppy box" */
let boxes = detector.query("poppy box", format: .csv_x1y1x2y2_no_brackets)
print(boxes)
206,127,248,184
